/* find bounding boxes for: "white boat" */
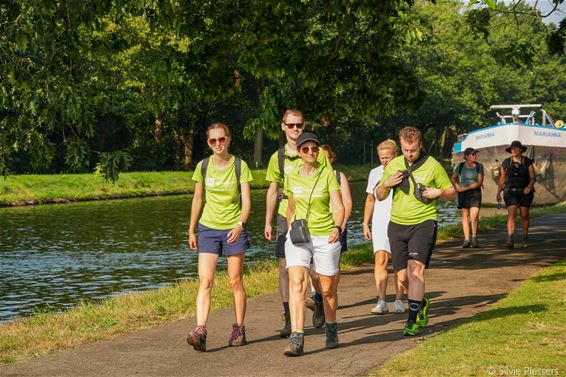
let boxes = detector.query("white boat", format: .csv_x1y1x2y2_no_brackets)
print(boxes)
452,104,566,205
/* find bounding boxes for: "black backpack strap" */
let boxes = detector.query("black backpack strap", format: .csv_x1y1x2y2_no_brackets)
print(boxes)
278,146,285,180
201,157,210,203
335,170,341,186
233,157,242,206
277,146,288,201
457,162,465,176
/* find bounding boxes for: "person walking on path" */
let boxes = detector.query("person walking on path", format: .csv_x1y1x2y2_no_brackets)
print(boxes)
376,127,455,336
451,147,484,248
264,110,329,337
283,132,344,356
496,140,536,249
363,139,406,315
186,123,253,351
305,144,352,326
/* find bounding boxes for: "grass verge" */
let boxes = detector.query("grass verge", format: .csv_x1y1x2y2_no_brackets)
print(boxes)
0,164,371,206
369,259,566,377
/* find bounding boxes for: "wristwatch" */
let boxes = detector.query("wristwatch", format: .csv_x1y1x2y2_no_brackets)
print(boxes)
333,225,342,233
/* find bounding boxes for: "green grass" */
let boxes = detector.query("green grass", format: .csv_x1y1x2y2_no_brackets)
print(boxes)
0,164,371,206
369,259,566,377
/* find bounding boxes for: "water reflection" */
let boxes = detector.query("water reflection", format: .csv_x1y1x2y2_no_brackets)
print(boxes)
0,181,457,321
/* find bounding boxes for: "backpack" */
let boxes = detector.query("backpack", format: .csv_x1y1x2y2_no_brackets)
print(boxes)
201,156,242,204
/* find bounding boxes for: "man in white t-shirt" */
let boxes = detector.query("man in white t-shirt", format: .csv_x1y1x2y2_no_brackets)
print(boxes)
362,139,406,314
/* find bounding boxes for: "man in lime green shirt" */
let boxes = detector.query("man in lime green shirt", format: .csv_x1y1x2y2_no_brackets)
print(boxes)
264,109,329,337
376,126,455,336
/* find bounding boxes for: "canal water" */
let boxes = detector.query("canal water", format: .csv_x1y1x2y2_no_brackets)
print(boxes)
0,181,458,321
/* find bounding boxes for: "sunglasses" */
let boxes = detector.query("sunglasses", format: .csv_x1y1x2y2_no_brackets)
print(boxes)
208,137,227,145
283,122,304,129
300,146,319,154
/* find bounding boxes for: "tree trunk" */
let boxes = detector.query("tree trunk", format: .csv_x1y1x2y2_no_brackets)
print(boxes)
172,128,181,171
178,125,195,170
253,127,263,168
173,124,196,170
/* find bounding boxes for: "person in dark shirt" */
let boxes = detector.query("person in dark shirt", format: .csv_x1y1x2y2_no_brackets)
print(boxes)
496,140,536,249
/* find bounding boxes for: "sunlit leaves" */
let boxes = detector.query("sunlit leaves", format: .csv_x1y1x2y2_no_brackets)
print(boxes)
492,41,536,69
97,151,132,183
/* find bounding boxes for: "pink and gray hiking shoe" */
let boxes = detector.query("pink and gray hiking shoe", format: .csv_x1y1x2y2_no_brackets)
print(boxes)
228,323,247,347
187,326,207,352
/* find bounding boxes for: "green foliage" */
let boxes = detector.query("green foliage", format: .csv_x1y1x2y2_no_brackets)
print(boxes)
547,18,566,55
0,0,563,175
464,0,565,64
97,151,132,183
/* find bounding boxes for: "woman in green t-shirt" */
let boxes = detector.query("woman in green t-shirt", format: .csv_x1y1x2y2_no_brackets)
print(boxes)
282,132,344,356
186,123,253,352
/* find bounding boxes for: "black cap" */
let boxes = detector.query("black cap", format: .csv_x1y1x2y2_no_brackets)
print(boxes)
296,132,320,147
505,140,527,153
464,147,479,156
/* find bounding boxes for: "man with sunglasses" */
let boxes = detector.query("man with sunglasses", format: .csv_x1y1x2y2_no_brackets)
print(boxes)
376,127,455,336
264,109,329,337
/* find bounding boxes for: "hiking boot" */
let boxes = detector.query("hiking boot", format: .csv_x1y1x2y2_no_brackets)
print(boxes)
186,326,207,352
416,297,430,328
506,238,514,249
462,239,471,248
370,299,389,315
522,236,528,248
312,297,325,328
471,237,479,248
284,332,304,356
280,312,291,338
325,322,339,349
228,323,247,347
306,295,315,311
394,299,405,313
403,320,420,336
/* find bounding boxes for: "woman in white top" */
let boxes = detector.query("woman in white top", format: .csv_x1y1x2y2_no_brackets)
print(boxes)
362,139,406,315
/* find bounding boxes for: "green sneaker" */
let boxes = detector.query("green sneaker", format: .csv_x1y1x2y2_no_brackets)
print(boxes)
403,320,419,336
416,297,430,328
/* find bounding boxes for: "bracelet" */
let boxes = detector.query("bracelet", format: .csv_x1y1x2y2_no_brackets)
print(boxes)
238,221,245,229
333,225,342,233
362,223,369,228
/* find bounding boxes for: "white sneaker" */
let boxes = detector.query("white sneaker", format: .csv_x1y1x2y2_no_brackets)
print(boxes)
394,299,405,313
370,299,389,314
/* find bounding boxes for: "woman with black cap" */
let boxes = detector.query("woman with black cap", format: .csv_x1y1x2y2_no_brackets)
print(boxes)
451,147,484,248
282,131,344,356
496,140,536,249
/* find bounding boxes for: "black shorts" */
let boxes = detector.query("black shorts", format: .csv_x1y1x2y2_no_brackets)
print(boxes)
504,188,534,208
275,214,288,258
458,189,482,209
388,220,438,271
339,228,348,254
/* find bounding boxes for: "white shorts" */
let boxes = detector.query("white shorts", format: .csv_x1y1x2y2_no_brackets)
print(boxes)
372,223,391,254
285,234,341,276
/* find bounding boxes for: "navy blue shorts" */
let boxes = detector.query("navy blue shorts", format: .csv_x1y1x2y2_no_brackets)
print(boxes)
275,215,288,258
197,223,250,256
